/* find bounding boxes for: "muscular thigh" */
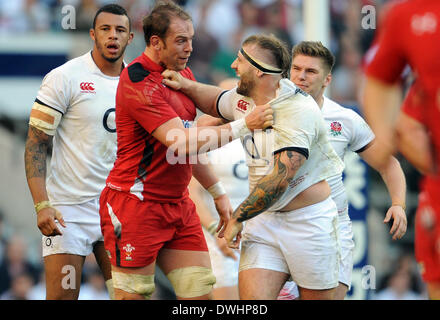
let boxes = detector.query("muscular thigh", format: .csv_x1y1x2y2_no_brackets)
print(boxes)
44,254,85,300
239,268,289,300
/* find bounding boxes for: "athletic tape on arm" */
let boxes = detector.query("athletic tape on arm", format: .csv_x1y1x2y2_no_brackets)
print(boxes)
29,102,62,135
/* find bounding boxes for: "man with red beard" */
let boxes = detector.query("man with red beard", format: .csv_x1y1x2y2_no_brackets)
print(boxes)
99,2,272,300
24,4,133,299
162,34,344,299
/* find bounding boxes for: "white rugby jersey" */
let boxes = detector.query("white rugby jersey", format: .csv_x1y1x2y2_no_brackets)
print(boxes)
206,139,249,210
321,96,375,214
35,51,120,206
217,79,344,212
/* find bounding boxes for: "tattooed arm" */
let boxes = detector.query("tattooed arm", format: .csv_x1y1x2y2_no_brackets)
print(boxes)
223,150,306,248
24,126,65,236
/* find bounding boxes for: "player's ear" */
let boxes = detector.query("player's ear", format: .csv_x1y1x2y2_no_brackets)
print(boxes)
324,73,332,88
150,36,161,51
90,28,96,42
128,32,134,45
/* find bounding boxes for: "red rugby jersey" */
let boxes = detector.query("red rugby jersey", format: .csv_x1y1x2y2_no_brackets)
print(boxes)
401,84,440,202
365,0,440,197
106,53,197,202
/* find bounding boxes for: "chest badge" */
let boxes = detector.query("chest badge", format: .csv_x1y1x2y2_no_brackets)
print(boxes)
330,121,342,136
237,99,250,113
80,82,96,94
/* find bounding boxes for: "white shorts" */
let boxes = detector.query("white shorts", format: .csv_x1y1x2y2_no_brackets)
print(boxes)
42,198,104,257
203,229,239,288
337,209,354,289
240,197,340,290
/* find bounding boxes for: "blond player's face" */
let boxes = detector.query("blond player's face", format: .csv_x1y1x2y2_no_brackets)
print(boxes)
290,54,330,100
91,12,133,63
231,46,257,97
159,18,194,71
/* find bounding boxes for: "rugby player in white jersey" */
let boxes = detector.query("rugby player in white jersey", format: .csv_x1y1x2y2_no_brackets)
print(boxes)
24,4,133,299
290,41,407,299
163,34,344,300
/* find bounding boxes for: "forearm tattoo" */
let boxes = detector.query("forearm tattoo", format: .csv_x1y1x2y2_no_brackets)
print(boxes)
24,126,52,180
234,150,305,222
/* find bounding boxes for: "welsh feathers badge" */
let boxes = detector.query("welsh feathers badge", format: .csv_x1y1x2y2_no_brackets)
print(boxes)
330,121,342,136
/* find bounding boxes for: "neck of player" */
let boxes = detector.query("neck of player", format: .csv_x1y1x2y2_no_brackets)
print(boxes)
252,78,280,105
316,94,324,109
91,49,123,77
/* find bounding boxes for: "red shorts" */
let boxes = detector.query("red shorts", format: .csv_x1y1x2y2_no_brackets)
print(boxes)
415,191,440,282
99,187,208,267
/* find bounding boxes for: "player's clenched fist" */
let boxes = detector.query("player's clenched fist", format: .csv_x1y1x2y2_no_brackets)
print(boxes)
162,69,187,90
37,207,66,237
245,103,274,130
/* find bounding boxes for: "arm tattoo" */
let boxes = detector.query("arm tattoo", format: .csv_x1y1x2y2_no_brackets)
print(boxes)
234,150,305,222
24,126,52,180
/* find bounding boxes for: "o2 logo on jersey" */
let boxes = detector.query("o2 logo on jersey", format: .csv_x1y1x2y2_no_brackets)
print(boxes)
182,120,194,128
103,108,116,133
233,160,248,180
242,129,274,168
243,135,262,160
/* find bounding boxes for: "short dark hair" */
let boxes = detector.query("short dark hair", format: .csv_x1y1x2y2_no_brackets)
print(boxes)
142,1,192,46
242,34,291,78
92,4,131,31
291,41,335,73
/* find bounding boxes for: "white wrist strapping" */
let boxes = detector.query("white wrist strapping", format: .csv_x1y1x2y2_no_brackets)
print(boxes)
207,181,226,199
230,118,251,140
207,220,219,236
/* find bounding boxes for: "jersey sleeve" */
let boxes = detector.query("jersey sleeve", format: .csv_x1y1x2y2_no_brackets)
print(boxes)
216,88,237,121
122,80,179,133
365,5,407,83
347,110,375,153
401,84,425,123
36,68,71,114
272,97,318,159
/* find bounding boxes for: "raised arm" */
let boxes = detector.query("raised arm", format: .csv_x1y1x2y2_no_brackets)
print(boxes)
151,104,273,157
162,69,223,117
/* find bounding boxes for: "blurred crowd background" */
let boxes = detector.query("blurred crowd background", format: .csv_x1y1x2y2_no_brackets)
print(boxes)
0,0,428,299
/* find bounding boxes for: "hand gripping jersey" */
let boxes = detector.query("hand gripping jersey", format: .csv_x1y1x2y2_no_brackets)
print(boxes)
322,96,375,214
105,53,197,202
217,79,344,211
34,51,120,206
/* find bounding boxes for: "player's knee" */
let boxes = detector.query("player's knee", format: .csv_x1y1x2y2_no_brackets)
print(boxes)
166,266,216,299
105,279,115,300
111,271,155,300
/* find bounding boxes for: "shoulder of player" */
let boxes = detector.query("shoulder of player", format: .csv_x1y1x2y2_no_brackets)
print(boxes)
124,60,152,83
42,53,96,85
323,97,362,119
381,0,414,25
57,52,92,73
